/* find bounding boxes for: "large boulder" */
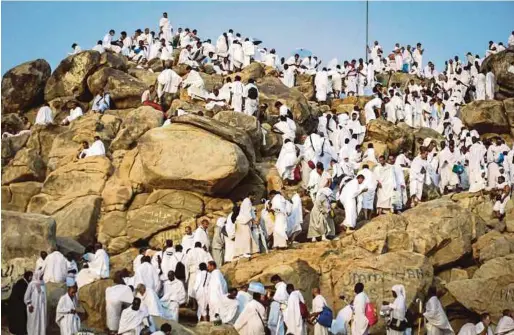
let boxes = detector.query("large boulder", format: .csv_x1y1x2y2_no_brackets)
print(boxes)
172,114,256,164
446,274,514,320
137,123,249,195
40,195,102,246
109,106,163,151
40,156,113,200
2,59,51,114
25,125,68,165
98,52,128,72
97,210,130,255
472,231,514,263
322,251,433,328
228,62,265,83
45,50,101,101
364,119,414,156
125,190,204,243
295,73,315,100
128,68,159,87
87,67,147,109
504,98,514,137
47,113,122,170
257,76,312,124
1,182,42,212
213,111,263,158
402,199,486,268
473,254,514,279
1,130,31,166
480,48,514,100
1,210,56,260
199,72,224,92
78,279,114,329
1,148,46,185
461,100,510,134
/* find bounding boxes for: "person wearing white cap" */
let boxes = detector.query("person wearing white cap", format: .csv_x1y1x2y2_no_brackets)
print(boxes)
234,283,267,334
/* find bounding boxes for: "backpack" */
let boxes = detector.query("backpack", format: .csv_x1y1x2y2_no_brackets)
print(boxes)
299,301,309,320
317,306,333,327
365,302,378,327
174,255,186,281
247,87,258,100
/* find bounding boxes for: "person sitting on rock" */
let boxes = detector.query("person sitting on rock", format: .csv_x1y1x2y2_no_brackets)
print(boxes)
61,101,83,125
34,102,54,126
141,85,162,111
92,89,111,113
78,136,105,159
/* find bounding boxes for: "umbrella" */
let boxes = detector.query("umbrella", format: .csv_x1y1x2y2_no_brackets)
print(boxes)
291,48,312,58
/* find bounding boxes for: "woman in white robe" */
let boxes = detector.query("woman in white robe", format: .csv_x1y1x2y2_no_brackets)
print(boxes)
35,104,54,125
340,176,365,229
276,139,298,181
233,197,257,258
308,187,334,240
271,193,290,248
424,288,454,335
224,212,237,263
383,285,407,335
56,287,80,335
287,193,303,241
24,269,47,335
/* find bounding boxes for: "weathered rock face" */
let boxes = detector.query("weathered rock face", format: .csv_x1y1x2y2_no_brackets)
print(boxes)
2,130,31,166
503,98,514,137
472,254,514,279
461,100,510,134
296,73,315,100
213,111,262,158
472,231,514,263
128,68,159,87
480,48,514,100
126,190,204,243
228,62,265,83
1,148,46,185
98,52,128,72
109,106,163,151
1,182,42,212
87,67,147,109
40,156,113,200
173,114,256,164
257,76,312,124
1,59,51,114
78,279,114,329
402,199,486,268
1,210,56,260
446,274,514,320
322,251,433,318
40,195,102,246
45,50,101,101
47,113,121,171
364,119,414,156
135,123,249,195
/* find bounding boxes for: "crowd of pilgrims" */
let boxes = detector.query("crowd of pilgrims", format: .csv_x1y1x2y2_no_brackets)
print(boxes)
7,242,514,335
4,11,514,335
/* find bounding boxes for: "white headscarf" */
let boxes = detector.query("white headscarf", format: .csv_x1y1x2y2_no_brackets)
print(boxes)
216,217,226,228
236,197,255,223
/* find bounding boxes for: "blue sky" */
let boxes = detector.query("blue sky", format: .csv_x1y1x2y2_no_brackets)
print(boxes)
2,1,513,75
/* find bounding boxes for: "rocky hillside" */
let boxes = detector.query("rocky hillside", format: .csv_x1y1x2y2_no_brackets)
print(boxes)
2,48,514,334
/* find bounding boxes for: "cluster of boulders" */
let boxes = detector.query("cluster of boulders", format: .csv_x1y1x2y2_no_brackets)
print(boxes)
1,47,514,334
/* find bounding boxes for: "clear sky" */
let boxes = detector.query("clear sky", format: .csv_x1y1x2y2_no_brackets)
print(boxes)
2,1,513,75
